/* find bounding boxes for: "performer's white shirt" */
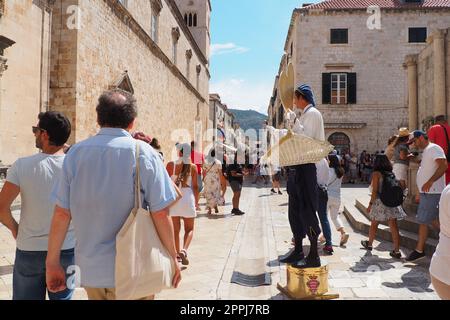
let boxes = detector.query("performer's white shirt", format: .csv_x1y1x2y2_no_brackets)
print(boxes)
287,104,325,141
316,158,330,187
266,104,325,142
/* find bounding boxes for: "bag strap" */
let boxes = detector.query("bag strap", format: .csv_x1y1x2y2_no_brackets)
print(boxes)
134,143,142,210
202,162,215,183
440,125,450,151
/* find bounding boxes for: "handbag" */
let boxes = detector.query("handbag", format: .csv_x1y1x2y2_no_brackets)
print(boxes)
115,143,175,300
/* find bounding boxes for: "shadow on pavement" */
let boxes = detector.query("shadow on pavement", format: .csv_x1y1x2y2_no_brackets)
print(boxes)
382,266,434,293
197,213,233,220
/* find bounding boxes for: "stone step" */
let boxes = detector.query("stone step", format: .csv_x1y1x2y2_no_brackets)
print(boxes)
343,202,438,257
355,199,439,240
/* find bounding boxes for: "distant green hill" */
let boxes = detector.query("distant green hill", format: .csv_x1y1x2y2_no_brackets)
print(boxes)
229,109,268,132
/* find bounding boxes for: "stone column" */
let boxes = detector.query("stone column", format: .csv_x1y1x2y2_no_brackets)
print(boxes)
405,54,418,130
433,29,447,117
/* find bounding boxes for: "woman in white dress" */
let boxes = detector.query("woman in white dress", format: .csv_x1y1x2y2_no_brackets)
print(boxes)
202,149,223,215
166,143,199,266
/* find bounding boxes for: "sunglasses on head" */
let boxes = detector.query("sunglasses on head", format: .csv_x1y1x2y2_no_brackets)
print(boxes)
32,126,46,134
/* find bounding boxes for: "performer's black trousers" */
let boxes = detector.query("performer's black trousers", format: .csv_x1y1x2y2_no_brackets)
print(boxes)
287,164,321,247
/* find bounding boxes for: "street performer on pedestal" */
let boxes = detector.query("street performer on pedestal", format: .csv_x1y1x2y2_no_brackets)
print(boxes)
267,84,325,268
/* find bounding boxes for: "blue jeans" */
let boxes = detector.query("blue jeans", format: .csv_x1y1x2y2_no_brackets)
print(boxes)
13,248,75,300
317,187,332,246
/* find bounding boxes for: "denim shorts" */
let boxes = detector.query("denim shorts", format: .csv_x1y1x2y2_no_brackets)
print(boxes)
417,193,440,224
13,248,75,300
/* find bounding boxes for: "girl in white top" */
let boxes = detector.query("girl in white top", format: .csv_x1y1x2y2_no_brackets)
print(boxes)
430,184,450,299
327,154,350,246
166,143,199,266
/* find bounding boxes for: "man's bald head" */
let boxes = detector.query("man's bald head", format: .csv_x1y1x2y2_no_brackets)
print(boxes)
96,89,137,129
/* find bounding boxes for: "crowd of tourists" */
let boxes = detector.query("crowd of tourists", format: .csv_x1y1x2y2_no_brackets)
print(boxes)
359,119,450,299
0,89,256,300
0,88,449,300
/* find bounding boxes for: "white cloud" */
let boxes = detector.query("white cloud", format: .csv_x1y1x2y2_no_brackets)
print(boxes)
210,79,272,115
210,43,249,56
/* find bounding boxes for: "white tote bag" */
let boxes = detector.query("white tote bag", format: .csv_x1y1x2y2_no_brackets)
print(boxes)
115,143,174,300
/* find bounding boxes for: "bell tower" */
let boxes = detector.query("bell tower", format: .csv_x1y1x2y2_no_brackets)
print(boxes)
174,0,211,61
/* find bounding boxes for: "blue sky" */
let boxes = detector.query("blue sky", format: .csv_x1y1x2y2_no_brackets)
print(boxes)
209,0,311,115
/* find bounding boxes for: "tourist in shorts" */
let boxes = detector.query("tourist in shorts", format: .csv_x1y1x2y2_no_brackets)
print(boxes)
406,130,447,262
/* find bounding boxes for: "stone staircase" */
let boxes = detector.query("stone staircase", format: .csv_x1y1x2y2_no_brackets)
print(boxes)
343,197,438,257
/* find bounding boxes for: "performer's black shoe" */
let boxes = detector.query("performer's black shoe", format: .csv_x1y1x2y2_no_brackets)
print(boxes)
279,251,305,264
292,256,321,269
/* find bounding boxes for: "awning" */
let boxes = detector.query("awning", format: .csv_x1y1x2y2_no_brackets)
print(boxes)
325,123,366,129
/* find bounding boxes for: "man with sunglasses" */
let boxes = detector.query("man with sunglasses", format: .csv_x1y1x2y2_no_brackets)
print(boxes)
0,111,75,300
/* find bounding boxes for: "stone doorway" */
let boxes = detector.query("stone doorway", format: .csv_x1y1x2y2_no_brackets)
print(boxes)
328,132,350,155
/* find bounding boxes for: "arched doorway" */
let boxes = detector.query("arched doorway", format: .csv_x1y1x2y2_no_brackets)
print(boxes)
328,132,350,155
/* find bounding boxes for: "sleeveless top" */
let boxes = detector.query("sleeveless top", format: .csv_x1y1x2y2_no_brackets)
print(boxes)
170,162,192,188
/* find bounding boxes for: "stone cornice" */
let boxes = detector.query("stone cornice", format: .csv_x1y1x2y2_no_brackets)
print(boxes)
105,0,206,102
325,63,354,69
325,122,367,129
164,0,209,66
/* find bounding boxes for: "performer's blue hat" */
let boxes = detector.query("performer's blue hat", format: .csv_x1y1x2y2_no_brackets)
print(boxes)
295,84,316,107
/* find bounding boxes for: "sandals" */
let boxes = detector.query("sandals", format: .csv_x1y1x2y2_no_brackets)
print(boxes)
361,240,373,251
179,249,189,266
340,233,350,246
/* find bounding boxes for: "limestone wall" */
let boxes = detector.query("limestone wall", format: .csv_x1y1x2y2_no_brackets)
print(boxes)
49,0,79,144
69,0,209,159
0,0,52,164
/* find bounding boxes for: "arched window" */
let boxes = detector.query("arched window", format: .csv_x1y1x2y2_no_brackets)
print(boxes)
328,132,351,155
172,27,180,65
193,14,197,27
184,14,188,25
188,13,193,27
150,0,162,44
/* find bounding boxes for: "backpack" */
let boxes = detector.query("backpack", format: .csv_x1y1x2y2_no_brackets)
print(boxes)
379,171,404,207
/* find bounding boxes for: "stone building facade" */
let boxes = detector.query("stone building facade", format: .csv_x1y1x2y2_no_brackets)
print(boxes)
0,0,53,165
404,28,450,209
209,93,235,144
268,0,450,156
405,28,450,131
0,0,211,164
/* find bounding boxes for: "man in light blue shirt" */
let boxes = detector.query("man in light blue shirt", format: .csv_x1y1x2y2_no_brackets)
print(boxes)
45,89,181,300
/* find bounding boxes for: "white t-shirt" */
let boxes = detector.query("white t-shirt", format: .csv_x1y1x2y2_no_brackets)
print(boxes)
287,105,325,141
416,143,447,194
327,168,343,199
7,153,76,251
316,158,329,187
430,185,450,285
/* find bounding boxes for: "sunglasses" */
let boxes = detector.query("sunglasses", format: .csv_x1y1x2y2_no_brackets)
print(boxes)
32,126,46,134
